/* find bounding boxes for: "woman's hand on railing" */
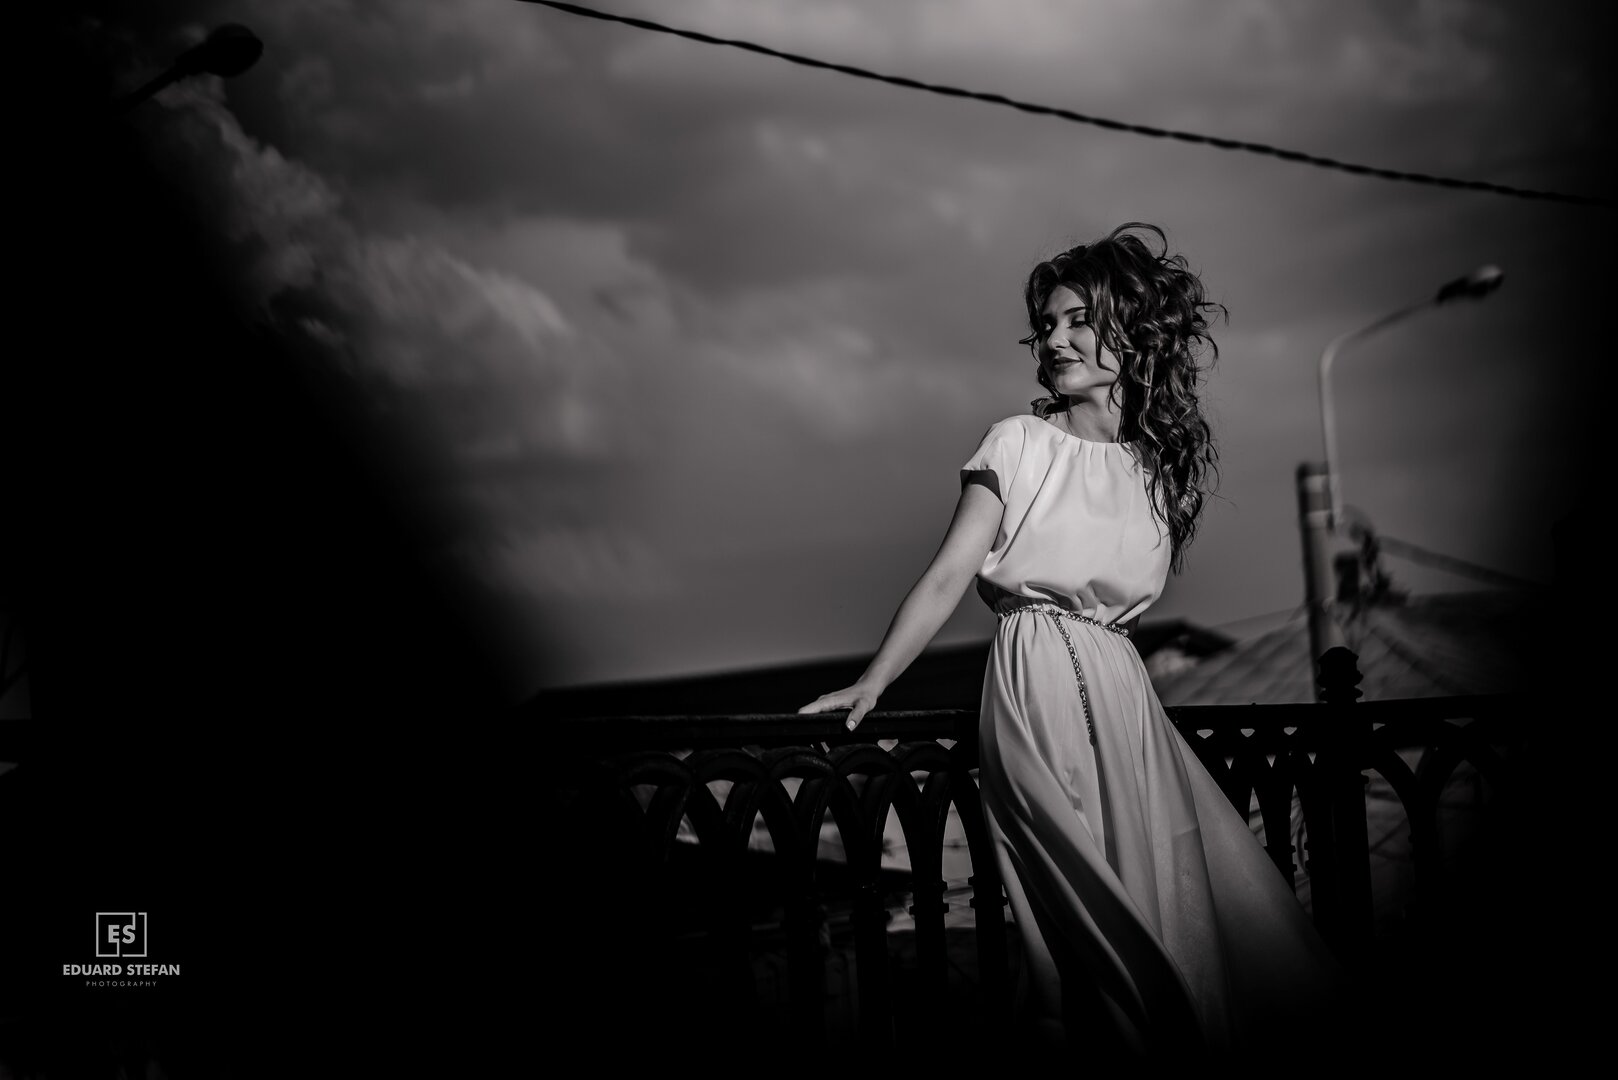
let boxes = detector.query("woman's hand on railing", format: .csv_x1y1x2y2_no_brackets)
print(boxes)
798,683,882,731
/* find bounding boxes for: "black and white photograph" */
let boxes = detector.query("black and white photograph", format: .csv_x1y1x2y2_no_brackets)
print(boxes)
1,0,1610,1073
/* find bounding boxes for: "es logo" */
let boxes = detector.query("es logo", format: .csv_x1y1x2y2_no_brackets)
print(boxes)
96,913,147,958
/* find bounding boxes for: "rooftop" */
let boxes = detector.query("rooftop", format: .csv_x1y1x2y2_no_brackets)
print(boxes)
1151,590,1551,706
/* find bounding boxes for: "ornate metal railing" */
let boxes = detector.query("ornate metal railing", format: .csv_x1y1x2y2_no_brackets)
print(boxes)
546,662,1527,1050
0,653,1527,1052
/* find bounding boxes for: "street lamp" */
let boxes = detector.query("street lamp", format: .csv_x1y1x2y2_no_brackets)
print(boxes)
1318,265,1504,530
1299,264,1503,698
112,24,264,116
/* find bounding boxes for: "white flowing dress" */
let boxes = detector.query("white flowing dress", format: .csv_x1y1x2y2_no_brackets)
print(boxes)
962,413,1339,1056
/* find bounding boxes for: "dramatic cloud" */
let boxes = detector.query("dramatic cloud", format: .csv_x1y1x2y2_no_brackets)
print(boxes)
91,0,1609,692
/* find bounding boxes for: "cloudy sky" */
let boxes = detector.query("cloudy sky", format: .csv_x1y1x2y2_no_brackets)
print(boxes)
83,0,1610,696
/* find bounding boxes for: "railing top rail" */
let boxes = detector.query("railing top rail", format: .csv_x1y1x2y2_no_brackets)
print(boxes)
0,694,1529,765
549,708,978,753
1167,693,1528,725
543,694,1528,754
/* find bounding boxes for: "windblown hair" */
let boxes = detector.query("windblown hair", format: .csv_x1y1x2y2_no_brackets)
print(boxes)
1023,222,1223,572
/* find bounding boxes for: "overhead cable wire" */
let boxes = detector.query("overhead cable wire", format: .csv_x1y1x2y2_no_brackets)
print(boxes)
517,0,1611,209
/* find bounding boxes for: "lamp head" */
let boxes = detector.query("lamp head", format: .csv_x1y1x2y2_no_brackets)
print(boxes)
1435,264,1504,305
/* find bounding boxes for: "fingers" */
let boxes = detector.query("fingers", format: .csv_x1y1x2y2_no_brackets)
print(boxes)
798,693,850,715
798,688,856,715
798,691,875,730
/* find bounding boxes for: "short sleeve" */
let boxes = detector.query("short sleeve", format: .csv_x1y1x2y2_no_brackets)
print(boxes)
960,418,1027,501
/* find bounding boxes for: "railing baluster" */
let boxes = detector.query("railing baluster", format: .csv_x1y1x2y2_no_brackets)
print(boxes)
851,878,894,1049
784,893,827,1040
1257,750,1300,889
891,744,953,1040
1295,752,1340,946
1317,646,1372,958
952,767,1012,1037
904,772,951,1039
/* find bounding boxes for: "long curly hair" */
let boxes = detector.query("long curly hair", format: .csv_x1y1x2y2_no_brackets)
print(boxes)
1022,222,1223,572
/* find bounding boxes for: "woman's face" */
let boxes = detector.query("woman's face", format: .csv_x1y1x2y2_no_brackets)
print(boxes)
1035,285,1119,400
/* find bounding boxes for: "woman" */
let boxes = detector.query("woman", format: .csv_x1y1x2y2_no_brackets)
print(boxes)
800,223,1338,1058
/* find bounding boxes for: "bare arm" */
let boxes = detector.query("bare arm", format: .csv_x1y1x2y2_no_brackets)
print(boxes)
799,480,1002,730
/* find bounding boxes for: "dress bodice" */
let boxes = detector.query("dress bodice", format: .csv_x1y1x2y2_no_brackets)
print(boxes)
960,413,1171,625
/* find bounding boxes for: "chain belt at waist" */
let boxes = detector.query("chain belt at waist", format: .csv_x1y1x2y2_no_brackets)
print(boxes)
993,599,1131,638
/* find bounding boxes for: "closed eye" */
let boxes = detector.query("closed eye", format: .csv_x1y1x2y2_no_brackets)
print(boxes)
1021,313,1089,347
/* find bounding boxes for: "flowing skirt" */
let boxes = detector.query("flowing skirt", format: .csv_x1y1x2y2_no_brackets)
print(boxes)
978,606,1341,1057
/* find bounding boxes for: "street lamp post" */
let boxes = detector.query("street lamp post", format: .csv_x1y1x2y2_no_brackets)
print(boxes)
1300,264,1504,697
112,24,263,116
1318,265,1504,530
